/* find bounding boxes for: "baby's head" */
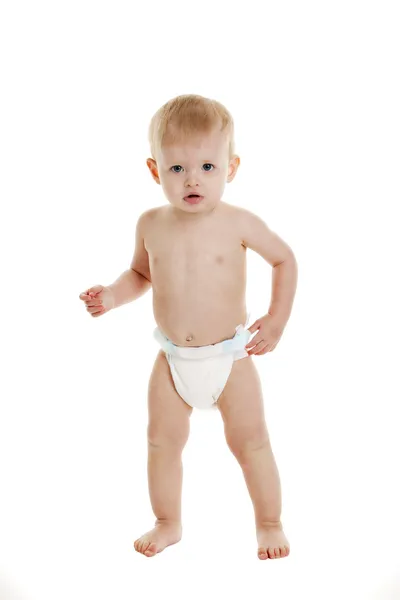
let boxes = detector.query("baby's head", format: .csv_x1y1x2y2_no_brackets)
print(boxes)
146,94,240,215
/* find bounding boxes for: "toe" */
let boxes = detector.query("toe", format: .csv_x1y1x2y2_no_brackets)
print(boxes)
275,548,281,558
258,547,268,560
267,547,275,559
145,542,157,557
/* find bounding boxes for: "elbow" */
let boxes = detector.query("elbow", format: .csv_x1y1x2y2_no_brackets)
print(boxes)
131,267,152,284
274,250,297,268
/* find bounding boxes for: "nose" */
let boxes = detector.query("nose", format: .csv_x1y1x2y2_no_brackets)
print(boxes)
185,180,199,189
184,169,200,188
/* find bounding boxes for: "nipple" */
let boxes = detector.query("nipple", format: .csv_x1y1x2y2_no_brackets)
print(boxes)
186,334,194,342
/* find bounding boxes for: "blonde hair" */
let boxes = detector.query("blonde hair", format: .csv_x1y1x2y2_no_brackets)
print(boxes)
148,94,235,161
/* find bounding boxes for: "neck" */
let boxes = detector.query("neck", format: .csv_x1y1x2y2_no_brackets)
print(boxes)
169,202,220,222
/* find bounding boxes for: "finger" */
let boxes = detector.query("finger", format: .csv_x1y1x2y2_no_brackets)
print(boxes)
87,305,104,314
81,292,100,302
86,299,103,307
248,341,267,355
247,322,259,334
82,289,98,298
245,337,259,349
85,295,103,305
257,344,270,355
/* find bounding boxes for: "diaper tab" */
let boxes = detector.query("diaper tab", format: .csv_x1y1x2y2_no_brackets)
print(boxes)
153,327,176,355
221,325,252,354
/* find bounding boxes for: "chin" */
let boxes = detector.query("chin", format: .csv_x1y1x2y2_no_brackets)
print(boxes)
168,198,220,214
174,199,205,209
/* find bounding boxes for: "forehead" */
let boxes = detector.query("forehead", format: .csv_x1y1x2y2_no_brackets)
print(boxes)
160,129,229,163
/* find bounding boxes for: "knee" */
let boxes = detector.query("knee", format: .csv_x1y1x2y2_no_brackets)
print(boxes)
147,422,190,451
225,426,270,460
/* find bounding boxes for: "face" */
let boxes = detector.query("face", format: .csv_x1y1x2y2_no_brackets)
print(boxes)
146,127,240,217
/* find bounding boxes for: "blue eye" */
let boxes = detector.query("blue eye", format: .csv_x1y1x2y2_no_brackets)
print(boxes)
170,164,214,173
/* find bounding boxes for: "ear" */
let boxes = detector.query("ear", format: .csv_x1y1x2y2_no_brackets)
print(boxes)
146,158,161,184
227,155,240,183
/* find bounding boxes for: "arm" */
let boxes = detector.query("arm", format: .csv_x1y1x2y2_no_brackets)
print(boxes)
108,211,152,309
240,208,298,327
268,257,298,326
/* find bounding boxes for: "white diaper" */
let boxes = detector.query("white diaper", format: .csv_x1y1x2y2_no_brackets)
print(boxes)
153,315,252,410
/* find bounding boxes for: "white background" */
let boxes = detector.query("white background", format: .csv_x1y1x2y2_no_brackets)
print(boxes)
1,1,399,599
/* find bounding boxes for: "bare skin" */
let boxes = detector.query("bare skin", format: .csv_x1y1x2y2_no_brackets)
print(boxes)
132,202,290,560
133,520,183,558
79,126,295,559
141,201,249,346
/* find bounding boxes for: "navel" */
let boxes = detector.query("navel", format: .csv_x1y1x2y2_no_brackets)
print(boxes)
186,334,194,342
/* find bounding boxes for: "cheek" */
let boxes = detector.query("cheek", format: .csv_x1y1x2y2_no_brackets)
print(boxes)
166,178,179,193
160,176,179,197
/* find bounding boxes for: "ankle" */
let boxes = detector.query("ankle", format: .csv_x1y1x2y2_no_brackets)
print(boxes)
256,520,282,530
155,518,182,528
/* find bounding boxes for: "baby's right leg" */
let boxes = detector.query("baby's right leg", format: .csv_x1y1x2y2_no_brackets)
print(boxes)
134,350,193,558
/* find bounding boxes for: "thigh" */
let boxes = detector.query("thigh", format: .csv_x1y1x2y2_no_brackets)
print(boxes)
216,355,270,456
147,350,193,447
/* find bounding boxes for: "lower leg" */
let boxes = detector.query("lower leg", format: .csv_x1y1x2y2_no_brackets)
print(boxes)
236,438,282,528
236,439,290,559
133,442,184,557
147,441,183,525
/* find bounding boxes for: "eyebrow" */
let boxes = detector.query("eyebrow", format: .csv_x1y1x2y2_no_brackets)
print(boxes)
166,158,217,165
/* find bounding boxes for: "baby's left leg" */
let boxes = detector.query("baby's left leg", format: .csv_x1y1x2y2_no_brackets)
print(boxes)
215,355,290,560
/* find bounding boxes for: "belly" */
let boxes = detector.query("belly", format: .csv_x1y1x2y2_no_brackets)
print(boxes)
152,271,247,346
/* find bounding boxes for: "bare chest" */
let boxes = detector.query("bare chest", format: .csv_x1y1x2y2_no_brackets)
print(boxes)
146,213,246,291
144,205,248,345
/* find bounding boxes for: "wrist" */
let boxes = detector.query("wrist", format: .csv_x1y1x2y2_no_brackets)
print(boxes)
267,311,287,330
105,285,116,309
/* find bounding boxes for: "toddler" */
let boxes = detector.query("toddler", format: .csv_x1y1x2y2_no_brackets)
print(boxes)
79,94,298,560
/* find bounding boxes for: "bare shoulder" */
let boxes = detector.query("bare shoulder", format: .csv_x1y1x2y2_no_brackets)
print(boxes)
221,202,258,222
222,204,259,239
137,205,165,237
217,201,245,224
139,205,164,223
230,204,295,266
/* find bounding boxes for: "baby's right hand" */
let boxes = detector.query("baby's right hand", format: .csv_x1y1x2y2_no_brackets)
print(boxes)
78,285,115,318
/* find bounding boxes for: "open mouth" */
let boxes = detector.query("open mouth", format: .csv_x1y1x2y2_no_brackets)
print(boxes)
184,194,203,204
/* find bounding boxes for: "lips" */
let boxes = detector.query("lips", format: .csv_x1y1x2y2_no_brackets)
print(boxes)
184,194,203,204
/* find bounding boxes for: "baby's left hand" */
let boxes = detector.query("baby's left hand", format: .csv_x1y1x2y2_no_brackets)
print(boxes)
245,313,285,355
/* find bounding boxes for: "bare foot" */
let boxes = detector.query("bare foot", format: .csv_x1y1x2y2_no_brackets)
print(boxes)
256,521,290,560
133,520,182,558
